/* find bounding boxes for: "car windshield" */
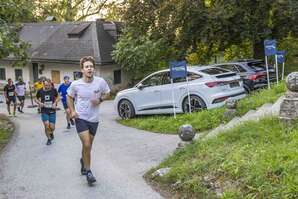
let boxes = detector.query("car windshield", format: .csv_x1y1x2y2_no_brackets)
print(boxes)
200,67,229,75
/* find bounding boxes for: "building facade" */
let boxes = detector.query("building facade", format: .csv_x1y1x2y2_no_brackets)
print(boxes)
0,19,128,92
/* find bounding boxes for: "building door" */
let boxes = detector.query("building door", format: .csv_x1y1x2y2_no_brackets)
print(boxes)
32,63,39,82
51,70,60,84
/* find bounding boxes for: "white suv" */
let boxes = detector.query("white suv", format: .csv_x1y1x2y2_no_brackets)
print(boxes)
114,66,246,119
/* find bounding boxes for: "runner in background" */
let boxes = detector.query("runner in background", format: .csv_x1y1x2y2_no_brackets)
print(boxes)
58,76,74,129
35,79,60,145
15,77,26,113
4,78,17,117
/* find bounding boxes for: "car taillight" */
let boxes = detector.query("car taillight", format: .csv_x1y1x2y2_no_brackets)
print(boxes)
248,72,265,81
205,81,225,88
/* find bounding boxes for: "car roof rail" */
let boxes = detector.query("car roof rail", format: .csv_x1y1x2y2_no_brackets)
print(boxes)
232,59,263,62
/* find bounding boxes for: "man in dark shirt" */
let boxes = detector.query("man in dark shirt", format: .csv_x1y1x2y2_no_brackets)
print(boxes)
4,78,17,116
35,79,60,145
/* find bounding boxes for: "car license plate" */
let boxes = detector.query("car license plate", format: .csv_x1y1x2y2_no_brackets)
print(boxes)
229,81,239,88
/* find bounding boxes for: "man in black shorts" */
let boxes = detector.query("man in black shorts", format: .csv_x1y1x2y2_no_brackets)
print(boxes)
35,79,60,145
67,56,110,185
15,77,26,113
4,78,17,117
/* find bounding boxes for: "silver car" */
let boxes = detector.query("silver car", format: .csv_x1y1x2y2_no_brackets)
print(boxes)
114,66,246,119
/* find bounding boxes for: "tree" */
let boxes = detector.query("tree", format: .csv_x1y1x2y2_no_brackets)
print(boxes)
112,30,170,84
34,0,117,22
120,0,298,61
0,0,35,66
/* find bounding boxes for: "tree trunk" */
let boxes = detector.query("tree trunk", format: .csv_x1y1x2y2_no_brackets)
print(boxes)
253,41,264,59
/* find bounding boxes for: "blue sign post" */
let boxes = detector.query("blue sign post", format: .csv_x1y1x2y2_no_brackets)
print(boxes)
277,50,286,80
170,61,187,79
169,61,190,117
264,40,277,56
264,39,278,88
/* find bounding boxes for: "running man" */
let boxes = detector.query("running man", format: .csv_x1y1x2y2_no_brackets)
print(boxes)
15,77,26,113
4,78,17,117
58,76,74,129
35,79,60,145
67,56,110,185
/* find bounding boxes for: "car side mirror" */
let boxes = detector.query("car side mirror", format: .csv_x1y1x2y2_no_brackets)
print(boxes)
137,84,145,90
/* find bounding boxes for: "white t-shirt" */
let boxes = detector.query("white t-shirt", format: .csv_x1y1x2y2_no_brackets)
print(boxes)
67,76,110,122
16,82,26,96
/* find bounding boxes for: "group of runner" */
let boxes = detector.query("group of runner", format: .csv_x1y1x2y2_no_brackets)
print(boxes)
2,56,110,185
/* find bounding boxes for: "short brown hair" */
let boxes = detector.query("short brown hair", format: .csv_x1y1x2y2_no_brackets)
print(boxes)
80,56,95,68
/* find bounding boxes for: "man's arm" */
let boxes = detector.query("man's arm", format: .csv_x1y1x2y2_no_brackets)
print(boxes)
3,86,7,100
67,95,78,118
34,97,44,107
34,90,43,107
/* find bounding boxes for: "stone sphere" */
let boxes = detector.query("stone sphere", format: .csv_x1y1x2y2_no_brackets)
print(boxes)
286,72,298,92
226,98,237,109
178,124,195,142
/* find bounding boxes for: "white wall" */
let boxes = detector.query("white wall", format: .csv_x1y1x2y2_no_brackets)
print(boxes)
0,61,31,89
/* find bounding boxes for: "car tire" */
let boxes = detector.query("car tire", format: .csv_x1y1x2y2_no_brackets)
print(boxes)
118,99,135,119
182,95,206,113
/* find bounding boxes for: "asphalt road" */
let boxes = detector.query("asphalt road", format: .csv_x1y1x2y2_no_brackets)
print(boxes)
0,100,179,199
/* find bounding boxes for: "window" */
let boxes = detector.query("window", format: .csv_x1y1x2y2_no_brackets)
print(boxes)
234,65,246,72
113,70,121,84
142,73,164,87
73,71,82,80
219,65,238,72
0,68,6,80
200,67,229,75
15,69,23,81
162,72,171,85
173,72,202,83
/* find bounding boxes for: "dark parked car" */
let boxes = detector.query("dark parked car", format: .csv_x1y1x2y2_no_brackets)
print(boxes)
212,60,276,93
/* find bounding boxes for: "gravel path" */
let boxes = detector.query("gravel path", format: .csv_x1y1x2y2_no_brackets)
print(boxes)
0,100,179,199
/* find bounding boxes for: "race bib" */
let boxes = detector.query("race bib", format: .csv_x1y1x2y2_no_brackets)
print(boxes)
44,101,53,108
8,92,14,97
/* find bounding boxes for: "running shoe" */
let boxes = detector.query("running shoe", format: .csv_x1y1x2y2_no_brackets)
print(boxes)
67,123,71,129
46,139,52,145
17,107,21,113
86,170,96,185
80,158,87,175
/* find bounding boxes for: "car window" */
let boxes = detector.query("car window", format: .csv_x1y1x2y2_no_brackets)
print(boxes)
218,65,238,72
234,65,246,72
141,73,164,87
162,72,171,85
173,72,202,83
200,67,230,75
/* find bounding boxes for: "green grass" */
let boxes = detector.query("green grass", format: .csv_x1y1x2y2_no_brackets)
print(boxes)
146,117,298,198
0,116,14,151
119,82,286,134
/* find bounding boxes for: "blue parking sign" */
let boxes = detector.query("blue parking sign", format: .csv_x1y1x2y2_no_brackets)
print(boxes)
169,61,187,79
276,51,286,63
264,39,277,56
